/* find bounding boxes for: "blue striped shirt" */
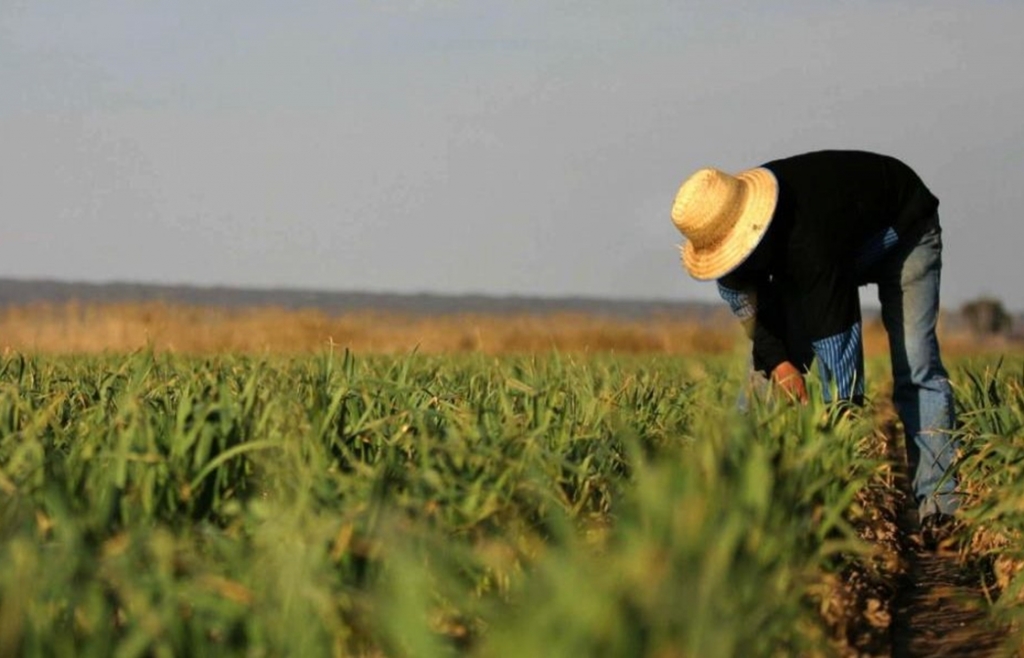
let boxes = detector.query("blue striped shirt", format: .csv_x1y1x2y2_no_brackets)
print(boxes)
719,285,756,320
812,323,865,403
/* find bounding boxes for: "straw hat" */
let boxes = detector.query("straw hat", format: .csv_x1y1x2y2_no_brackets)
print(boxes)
670,166,778,280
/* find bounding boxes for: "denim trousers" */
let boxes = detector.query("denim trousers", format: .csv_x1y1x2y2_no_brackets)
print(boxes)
870,215,959,518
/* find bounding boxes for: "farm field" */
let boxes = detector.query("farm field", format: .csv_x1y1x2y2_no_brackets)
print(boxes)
1,338,1023,655
0,301,1001,357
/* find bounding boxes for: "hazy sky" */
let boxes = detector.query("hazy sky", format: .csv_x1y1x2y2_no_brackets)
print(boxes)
2,1,1022,309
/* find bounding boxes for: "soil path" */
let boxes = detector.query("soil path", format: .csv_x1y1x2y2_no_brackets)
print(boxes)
878,409,1007,657
890,544,1003,657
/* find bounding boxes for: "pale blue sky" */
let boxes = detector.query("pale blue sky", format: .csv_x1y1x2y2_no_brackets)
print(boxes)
2,1,1022,309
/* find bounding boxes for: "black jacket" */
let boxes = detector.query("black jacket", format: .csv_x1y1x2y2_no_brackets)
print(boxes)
720,150,939,374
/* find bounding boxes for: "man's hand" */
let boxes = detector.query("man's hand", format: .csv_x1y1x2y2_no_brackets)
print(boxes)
771,361,809,404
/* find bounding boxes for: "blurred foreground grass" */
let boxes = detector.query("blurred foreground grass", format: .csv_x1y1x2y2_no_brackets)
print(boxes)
1,347,1022,656
0,350,892,657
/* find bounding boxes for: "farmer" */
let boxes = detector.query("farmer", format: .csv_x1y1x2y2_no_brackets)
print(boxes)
669,149,959,543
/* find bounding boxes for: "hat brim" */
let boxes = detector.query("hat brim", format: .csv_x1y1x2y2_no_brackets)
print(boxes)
681,167,778,280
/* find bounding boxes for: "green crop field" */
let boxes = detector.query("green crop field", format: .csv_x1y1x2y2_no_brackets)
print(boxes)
1,350,1022,657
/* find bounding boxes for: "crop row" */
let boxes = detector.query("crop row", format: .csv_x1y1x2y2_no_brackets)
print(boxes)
0,350,966,656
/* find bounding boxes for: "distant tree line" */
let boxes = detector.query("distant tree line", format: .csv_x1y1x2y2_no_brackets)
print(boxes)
961,297,1013,336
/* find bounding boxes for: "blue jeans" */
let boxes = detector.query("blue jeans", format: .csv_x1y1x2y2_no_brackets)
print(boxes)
870,216,959,518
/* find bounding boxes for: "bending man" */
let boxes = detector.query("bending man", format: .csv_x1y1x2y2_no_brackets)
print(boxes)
670,149,959,539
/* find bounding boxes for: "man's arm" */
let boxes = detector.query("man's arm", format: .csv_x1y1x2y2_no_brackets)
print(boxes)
797,263,866,404
718,281,807,401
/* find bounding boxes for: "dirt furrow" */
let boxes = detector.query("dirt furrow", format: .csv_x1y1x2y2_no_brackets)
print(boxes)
890,545,1004,657
876,405,1007,657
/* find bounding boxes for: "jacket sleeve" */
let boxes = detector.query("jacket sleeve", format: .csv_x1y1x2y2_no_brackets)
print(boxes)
717,281,788,376
795,262,865,402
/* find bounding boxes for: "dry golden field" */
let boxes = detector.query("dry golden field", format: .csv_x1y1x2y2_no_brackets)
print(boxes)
0,301,998,357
